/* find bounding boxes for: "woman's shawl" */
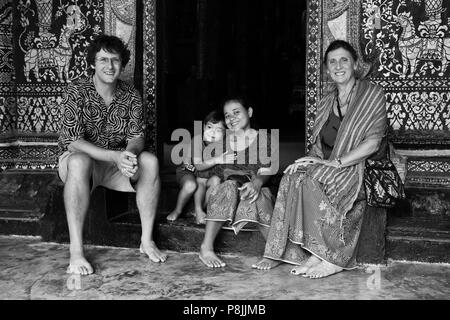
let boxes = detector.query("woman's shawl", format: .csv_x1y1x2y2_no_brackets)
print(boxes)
307,79,387,217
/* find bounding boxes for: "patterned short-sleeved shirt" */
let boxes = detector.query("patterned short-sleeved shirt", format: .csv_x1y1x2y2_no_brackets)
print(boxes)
58,77,146,156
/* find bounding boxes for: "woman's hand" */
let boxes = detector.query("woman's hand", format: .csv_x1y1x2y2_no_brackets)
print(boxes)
284,156,340,175
284,163,305,175
284,156,319,175
238,180,262,204
294,156,325,166
214,151,236,165
115,151,138,178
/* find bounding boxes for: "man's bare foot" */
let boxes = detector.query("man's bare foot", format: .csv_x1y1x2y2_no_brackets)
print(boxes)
303,260,343,279
251,258,282,270
67,254,94,275
140,241,167,263
195,209,206,225
166,209,181,221
199,246,226,268
290,255,321,275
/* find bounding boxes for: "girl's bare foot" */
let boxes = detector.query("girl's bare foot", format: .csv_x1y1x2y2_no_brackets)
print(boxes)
195,209,207,225
251,258,282,270
199,246,226,268
290,255,321,275
166,209,181,221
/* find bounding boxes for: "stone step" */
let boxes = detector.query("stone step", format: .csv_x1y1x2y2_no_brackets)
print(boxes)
0,170,56,237
386,217,450,263
109,213,266,256
0,215,44,237
1,170,449,263
31,177,267,257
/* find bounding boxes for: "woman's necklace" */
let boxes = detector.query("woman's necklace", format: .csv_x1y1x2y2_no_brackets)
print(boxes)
336,80,356,121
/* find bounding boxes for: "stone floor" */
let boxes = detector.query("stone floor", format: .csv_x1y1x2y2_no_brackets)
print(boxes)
0,235,449,300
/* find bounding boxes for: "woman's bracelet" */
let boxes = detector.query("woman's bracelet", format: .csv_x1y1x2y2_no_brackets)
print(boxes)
335,157,342,168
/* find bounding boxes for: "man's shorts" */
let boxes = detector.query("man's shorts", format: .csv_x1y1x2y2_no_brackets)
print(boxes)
58,151,135,193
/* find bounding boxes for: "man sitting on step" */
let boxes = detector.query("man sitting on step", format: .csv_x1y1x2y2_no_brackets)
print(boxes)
58,34,167,275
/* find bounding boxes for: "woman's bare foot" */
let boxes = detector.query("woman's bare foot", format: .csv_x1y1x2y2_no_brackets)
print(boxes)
290,255,321,275
303,260,343,279
166,209,181,221
195,209,207,225
251,258,282,270
67,254,94,275
140,241,167,263
199,246,226,268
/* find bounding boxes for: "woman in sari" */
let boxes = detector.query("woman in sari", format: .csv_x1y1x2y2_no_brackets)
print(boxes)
252,40,387,279
199,98,277,268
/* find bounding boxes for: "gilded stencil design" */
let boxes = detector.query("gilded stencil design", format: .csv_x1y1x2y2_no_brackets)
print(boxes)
407,158,450,187
105,0,136,83
306,0,323,150
408,158,450,173
360,0,450,135
2,0,107,170
0,0,15,138
143,0,157,154
17,0,102,84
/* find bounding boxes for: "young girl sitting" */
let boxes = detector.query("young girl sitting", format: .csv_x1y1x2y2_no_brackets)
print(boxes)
167,110,232,224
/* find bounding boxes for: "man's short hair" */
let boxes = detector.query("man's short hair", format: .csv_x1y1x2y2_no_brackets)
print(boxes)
86,34,131,73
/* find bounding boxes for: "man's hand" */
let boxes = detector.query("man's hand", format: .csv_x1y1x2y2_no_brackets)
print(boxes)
116,151,138,178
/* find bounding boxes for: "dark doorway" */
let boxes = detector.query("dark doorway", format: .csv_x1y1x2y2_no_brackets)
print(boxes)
158,0,307,147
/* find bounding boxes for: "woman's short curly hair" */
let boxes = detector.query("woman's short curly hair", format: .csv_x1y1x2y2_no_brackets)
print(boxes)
86,34,130,73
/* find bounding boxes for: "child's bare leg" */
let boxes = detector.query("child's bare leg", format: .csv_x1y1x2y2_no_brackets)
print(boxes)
194,177,207,224
167,174,197,221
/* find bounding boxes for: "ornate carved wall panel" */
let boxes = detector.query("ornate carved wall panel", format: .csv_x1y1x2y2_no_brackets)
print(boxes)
0,0,157,170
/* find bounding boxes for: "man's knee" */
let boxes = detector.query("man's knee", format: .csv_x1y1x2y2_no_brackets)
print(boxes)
67,153,93,176
138,152,159,171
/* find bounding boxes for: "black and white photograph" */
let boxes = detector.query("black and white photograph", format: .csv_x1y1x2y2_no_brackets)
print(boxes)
0,0,449,305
